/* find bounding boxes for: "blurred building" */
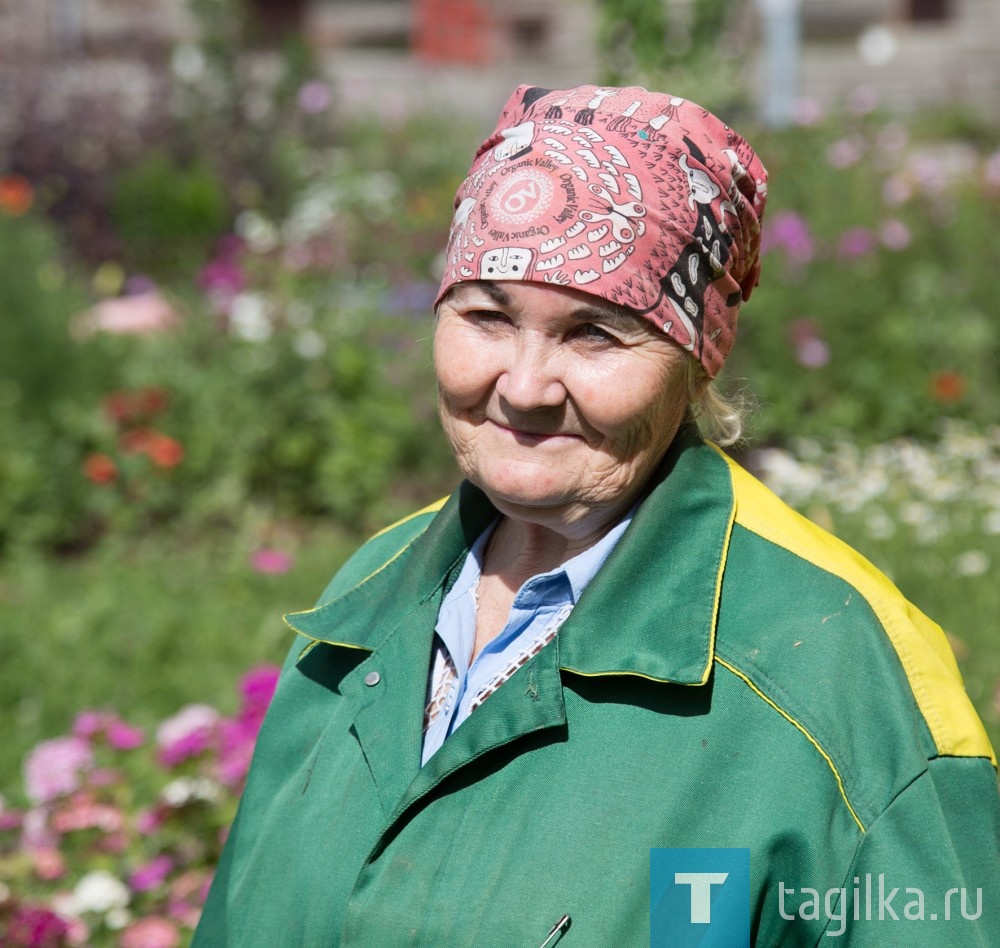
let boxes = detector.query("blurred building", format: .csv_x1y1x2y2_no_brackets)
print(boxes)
0,0,998,140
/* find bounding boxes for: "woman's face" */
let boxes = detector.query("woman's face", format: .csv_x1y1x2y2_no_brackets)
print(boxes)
434,280,695,532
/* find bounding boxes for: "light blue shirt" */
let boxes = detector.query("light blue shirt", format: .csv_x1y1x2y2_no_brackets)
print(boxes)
421,513,632,765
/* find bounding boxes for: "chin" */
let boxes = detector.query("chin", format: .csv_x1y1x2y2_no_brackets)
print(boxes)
471,465,580,515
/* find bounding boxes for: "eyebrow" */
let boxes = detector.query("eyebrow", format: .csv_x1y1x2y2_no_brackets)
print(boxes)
447,280,645,327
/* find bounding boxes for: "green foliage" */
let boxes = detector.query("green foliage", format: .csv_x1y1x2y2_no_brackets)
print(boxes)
111,153,228,279
725,108,1000,445
0,212,92,407
0,525,357,784
0,205,455,555
597,0,749,113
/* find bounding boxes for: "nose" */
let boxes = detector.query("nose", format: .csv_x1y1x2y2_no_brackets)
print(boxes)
495,336,566,411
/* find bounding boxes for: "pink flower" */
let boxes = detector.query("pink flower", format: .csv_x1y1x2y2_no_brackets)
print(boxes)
88,767,122,787
240,666,280,711
51,799,125,834
796,338,831,369
761,211,815,266
297,80,332,114
31,846,67,881
107,719,146,751
135,807,167,834
120,917,182,948
879,218,912,251
792,97,823,127
848,85,879,114
130,855,175,893
3,905,70,946
826,137,862,169
156,705,219,767
24,736,94,804
216,723,256,786
167,899,202,927
77,292,179,336
837,227,877,260
73,710,107,739
21,806,56,850
0,802,23,831
198,258,246,315
788,319,831,369
882,174,913,206
983,149,1000,195
158,730,213,767
250,548,293,575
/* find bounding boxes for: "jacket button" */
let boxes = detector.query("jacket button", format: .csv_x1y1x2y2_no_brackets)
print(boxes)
364,671,381,687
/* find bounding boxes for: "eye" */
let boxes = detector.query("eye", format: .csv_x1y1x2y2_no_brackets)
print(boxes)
464,309,511,328
573,323,619,344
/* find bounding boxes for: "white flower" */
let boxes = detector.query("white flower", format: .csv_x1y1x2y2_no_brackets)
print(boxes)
914,520,943,545
283,184,339,244
235,210,279,255
293,329,326,360
161,776,222,807
899,501,933,526
864,508,896,540
171,44,206,82
105,907,132,930
287,300,314,327
982,510,1000,536
954,551,990,578
228,293,273,342
69,870,130,915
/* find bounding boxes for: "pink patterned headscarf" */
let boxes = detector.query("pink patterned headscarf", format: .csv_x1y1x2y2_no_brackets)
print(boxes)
435,84,768,377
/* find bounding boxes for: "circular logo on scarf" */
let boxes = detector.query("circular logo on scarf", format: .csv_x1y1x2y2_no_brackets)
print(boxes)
489,169,555,227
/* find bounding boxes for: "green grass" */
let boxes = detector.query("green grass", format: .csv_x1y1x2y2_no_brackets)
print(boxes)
1,511,996,797
0,524,361,789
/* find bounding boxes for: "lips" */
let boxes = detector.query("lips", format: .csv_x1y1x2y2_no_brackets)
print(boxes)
488,419,580,441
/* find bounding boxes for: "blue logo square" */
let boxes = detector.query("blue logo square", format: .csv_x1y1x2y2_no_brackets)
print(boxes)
650,848,750,947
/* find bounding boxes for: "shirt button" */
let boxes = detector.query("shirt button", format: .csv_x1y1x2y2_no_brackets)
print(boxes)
364,671,381,687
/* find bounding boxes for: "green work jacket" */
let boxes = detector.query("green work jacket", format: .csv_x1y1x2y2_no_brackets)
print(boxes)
195,428,998,946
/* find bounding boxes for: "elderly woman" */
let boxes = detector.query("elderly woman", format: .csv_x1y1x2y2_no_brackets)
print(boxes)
195,86,998,946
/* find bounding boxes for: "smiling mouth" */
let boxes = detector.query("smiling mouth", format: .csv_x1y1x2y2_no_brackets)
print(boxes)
489,420,580,441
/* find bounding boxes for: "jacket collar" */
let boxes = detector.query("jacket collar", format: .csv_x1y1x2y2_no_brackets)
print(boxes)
285,424,734,687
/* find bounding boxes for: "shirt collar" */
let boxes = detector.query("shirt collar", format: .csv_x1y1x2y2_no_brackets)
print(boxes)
285,424,734,687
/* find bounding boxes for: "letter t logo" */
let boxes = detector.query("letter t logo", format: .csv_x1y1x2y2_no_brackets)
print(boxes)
674,872,730,923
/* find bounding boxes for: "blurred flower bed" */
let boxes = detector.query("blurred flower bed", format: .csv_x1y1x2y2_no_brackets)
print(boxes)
0,666,278,947
728,99,1000,445
3,92,999,554
751,420,1000,571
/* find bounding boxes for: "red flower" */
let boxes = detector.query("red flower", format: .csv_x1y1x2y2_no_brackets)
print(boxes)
0,174,34,216
930,371,966,404
119,428,184,467
83,453,118,484
103,387,169,425
148,434,184,468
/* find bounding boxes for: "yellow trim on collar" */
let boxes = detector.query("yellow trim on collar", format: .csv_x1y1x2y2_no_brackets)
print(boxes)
369,496,450,540
717,447,996,766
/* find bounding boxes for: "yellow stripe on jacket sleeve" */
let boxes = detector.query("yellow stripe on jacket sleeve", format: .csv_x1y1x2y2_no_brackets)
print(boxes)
717,447,996,766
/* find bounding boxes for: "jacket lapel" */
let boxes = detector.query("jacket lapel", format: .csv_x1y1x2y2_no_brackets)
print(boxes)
282,427,735,823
